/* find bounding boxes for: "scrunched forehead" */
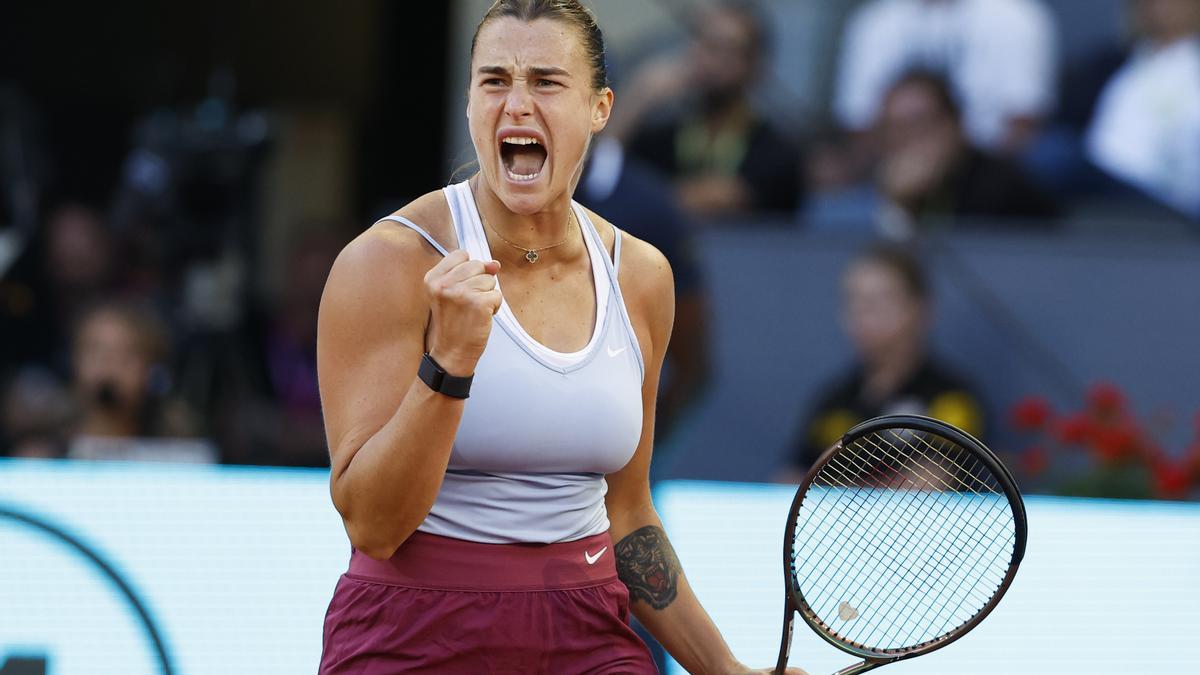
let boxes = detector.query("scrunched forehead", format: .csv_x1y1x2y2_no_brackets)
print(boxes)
471,0,609,92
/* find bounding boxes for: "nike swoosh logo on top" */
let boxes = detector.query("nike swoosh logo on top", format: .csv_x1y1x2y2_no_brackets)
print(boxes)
606,346,626,358
584,546,608,565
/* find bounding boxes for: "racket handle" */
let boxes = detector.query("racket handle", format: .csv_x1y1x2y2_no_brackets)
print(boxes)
773,603,794,675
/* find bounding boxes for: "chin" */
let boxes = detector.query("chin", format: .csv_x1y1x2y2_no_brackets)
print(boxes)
499,195,546,216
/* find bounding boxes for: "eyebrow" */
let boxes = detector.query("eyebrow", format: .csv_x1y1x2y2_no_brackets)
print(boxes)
476,65,572,78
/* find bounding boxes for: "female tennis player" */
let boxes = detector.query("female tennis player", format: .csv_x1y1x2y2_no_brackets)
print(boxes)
317,1,807,673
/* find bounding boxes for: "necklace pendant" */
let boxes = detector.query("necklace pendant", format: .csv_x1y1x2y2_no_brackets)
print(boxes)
525,250,539,263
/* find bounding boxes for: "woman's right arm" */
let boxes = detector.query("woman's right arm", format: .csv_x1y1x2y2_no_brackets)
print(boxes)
317,227,500,560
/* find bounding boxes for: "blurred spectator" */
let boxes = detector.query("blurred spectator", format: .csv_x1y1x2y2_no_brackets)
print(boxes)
835,0,1057,153
1055,45,1128,140
0,202,116,376
0,367,72,458
1085,0,1200,219
577,136,711,446
67,301,202,460
1018,46,1129,196
258,229,338,467
777,245,985,479
195,227,341,467
873,71,1059,234
616,0,802,218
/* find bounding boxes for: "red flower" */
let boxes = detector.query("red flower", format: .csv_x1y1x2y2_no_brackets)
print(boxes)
1092,424,1139,463
1011,396,1052,431
1152,460,1192,500
1055,413,1095,446
1139,442,1167,464
1020,446,1048,477
1086,382,1126,418
1186,443,1200,480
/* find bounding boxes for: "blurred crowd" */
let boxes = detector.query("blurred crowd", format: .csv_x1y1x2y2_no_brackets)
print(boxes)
0,90,346,466
1,0,1198,478
611,0,1199,230
599,0,1197,482
0,196,345,466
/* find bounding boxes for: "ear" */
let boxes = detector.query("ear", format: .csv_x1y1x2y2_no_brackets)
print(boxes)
591,87,614,134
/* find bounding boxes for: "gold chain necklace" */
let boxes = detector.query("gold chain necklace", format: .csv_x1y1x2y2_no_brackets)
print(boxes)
479,207,575,263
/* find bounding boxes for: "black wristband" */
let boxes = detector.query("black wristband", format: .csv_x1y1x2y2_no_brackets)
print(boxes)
418,352,473,399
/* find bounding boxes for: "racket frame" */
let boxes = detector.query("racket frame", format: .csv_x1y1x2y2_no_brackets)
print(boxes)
774,414,1027,674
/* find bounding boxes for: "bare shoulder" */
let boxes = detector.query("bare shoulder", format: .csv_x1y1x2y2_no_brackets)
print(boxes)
581,207,674,340
394,189,458,251
617,231,673,296
321,190,450,330
579,206,673,294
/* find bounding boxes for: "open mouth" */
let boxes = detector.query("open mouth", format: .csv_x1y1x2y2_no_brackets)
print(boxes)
499,135,548,182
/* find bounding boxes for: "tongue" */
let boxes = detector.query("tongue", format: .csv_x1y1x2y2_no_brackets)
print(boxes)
508,145,546,176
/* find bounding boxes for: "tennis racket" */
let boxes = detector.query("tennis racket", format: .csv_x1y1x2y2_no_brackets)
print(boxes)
774,414,1027,675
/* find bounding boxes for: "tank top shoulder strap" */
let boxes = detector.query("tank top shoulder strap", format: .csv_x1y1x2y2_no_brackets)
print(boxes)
611,223,625,272
374,214,450,257
571,204,621,269
573,205,645,382
442,181,487,260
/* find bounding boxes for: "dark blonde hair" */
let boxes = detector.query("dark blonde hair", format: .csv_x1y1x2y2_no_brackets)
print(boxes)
853,244,929,303
73,300,170,365
471,0,609,92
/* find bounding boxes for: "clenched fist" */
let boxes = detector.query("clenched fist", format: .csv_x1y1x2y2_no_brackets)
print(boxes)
424,250,503,377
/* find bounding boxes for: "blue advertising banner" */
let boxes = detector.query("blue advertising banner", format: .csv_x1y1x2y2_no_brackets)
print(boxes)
657,481,1200,674
3,460,1198,674
0,459,346,675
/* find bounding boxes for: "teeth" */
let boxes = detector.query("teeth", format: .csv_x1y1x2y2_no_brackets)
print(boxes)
506,168,540,181
502,136,540,145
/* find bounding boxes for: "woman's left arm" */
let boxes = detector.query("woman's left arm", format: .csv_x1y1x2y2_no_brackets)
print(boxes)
605,234,805,675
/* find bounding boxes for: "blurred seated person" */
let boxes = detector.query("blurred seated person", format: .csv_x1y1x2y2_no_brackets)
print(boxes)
835,0,1057,154
777,245,985,479
872,71,1059,234
1016,34,1130,195
255,230,340,467
615,0,802,218
67,301,205,462
0,202,116,376
577,136,711,446
0,367,72,459
1085,0,1200,219
191,227,342,467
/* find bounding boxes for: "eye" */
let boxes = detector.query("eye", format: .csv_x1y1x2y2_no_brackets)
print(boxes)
481,78,506,87
536,79,560,88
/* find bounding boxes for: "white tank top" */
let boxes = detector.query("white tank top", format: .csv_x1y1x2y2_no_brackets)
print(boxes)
374,180,645,544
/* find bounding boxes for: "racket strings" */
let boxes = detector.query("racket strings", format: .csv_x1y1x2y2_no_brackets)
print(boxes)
893,431,1018,641
816,435,1013,649
803,449,963,613
864,433,1014,568
799,435,1013,649
801,441,1008,648
804,436,1004,604
803,443,1006,647
861,433,1015,647
790,429,1016,652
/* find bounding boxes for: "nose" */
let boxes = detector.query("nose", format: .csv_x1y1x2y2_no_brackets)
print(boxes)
504,82,533,120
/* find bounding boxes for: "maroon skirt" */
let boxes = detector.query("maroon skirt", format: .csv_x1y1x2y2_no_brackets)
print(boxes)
319,531,658,674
